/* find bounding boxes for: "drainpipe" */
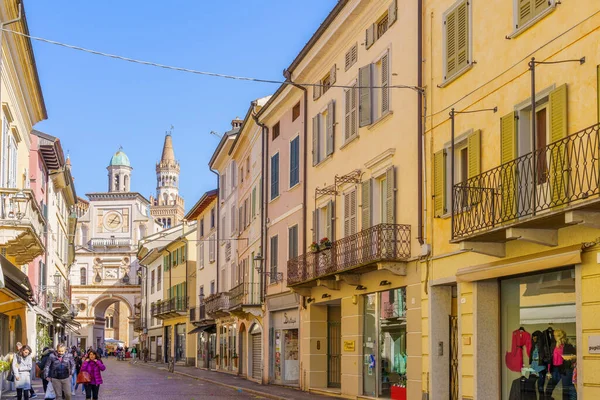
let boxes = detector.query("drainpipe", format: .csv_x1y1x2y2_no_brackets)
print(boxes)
251,107,268,303
283,70,309,256
417,0,424,246
209,168,220,293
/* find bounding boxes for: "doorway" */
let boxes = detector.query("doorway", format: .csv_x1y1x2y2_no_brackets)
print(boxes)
239,325,246,376
250,323,262,380
327,304,341,388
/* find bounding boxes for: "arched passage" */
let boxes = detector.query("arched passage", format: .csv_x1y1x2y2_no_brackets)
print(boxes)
88,295,135,349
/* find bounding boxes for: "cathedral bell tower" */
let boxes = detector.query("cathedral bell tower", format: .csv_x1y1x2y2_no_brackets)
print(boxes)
149,131,184,229
107,147,132,192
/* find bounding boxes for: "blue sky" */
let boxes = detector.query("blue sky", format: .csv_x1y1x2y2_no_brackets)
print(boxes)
27,0,337,209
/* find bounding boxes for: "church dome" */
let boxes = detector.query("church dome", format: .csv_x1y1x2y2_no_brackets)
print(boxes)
109,147,131,167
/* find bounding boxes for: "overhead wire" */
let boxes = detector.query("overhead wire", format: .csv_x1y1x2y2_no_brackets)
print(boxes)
0,27,421,92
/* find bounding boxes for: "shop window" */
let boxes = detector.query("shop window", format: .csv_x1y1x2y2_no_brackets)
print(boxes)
501,269,577,400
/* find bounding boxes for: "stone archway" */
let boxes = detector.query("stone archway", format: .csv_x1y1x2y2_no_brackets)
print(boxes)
89,295,135,349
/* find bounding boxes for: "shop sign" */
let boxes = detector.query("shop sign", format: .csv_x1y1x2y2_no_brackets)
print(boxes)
343,340,355,352
589,335,600,354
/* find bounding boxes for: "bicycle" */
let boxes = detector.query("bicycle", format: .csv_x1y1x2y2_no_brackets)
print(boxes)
167,356,175,373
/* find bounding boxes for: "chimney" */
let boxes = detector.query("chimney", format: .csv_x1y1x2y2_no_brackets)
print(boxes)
231,117,243,129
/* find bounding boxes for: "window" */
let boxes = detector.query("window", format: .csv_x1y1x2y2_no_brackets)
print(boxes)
269,235,278,283
365,1,397,49
313,200,334,242
209,234,216,262
292,102,301,121
290,136,300,187
200,218,204,237
343,190,357,237
272,122,280,140
245,198,250,227
199,242,204,269
231,160,236,190
246,157,250,174
221,215,226,241
271,153,280,200
433,130,480,217
231,205,236,236
443,0,471,83
359,51,390,127
313,65,337,101
1,116,17,188
210,208,215,229
344,83,358,142
345,44,358,71
252,186,257,218
219,174,226,198
106,316,114,329
80,267,87,286
514,0,555,32
210,280,215,295
157,267,161,288
288,225,298,260
312,101,336,165
151,270,155,294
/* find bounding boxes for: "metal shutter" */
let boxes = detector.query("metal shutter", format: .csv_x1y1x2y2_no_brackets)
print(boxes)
252,333,262,380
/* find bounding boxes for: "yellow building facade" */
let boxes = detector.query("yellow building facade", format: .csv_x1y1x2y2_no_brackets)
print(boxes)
423,0,600,399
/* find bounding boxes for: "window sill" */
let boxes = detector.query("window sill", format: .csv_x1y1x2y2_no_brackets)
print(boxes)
367,110,394,131
438,64,474,88
314,154,334,168
340,135,360,150
288,182,301,192
269,195,280,204
507,6,556,39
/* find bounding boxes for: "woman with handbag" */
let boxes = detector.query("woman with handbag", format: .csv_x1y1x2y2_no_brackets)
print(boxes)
11,344,33,400
79,350,105,400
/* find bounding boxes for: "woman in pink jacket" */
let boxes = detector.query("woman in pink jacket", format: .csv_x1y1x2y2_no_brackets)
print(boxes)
80,350,106,400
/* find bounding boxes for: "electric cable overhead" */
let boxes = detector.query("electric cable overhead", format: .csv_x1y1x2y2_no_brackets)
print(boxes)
0,27,421,92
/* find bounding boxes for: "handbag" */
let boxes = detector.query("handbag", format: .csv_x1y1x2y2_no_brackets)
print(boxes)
45,382,56,399
6,368,15,382
35,363,42,378
76,370,91,384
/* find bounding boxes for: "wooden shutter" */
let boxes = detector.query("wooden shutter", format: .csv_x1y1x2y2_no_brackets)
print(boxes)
517,0,533,28
326,100,335,156
312,115,320,165
388,0,398,28
385,166,395,224
362,179,372,229
467,130,481,178
549,84,568,204
365,23,376,49
345,89,352,141
199,242,204,268
313,83,321,101
326,200,334,241
500,112,517,219
433,149,446,217
330,64,337,86
351,84,358,138
359,65,373,127
252,187,256,217
344,190,357,237
445,8,457,79
456,1,469,73
533,0,550,17
381,51,390,114
312,210,318,242
345,44,358,71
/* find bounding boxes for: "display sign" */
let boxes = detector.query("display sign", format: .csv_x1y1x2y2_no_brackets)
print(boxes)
589,335,600,354
343,340,355,352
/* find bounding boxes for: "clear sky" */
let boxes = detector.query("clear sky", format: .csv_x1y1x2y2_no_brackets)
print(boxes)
27,0,338,209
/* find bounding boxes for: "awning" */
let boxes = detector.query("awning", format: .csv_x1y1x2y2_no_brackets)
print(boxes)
0,254,34,304
32,305,53,322
130,337,139,346
456,244,581,282
188,324,216,335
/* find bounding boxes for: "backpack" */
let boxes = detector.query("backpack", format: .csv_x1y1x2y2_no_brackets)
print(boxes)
53,357,70,380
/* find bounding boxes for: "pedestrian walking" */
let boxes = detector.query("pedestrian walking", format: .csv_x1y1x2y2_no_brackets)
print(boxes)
80,350,105,400
43,344,75,400
36,347,53,396
131,347,137,360
142,347,148,363
70,347,82,396
12,344,33,400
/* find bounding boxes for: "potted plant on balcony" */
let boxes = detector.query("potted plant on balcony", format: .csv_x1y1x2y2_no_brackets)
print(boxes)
309,242,319,253
320,237,332,250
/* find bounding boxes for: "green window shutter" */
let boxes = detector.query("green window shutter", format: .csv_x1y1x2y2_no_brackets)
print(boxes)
365,23,375,49
326,200,334,241
500,112,517,219
312,115,320,165
359,65,373,127
388,0,398,28
433,149,446,217
381,51,390,114
517,0,533,29
326,100,335,156
467,130,481,178
385,166,395,224
456,1,469,72
444,7,457,79
549,84,568,204
361,179,372,229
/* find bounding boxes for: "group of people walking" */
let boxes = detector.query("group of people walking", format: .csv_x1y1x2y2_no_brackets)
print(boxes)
9,343,105,400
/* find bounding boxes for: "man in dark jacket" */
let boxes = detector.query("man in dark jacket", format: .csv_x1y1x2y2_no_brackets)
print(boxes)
37,347,53,394
44,344,75,400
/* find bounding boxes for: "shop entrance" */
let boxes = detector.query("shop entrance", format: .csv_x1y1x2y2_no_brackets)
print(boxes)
327,304,341,388
164,326,171,363
175,323,186,363
450,285,459,400
250,323,262,380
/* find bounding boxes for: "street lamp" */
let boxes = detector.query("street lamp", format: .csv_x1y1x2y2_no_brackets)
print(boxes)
8,190,29,220
122,273,130,284
53,271,61,286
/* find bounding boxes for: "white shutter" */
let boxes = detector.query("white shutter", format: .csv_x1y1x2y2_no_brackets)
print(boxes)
381,51,390,114
326,101,335,156
330,64,337,86
344,89,352,141
312,115,320,165
199,242,204,268
344,190,357,237
365,23,376,49
359,65,373,127
388,0,398,28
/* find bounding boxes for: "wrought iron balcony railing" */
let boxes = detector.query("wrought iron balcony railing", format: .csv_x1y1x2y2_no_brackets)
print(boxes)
152,297,188,317
452,123,600,240
205,292,230,317
133,317,146,332
287,223,411,286
229,282,261,309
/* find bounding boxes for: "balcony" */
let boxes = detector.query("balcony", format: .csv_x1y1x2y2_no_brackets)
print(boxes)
452,123,600,251
133,317,146,332
205,292,230,318
287,223,411,287
0,189,46,265
229,282,261,313
88,237,133,251
47,282,70,311
190,304,207,323
152,297,188,319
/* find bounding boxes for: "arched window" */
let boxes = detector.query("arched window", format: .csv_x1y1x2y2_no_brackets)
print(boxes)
115,174,120,191
105,315,114,329
124,175,130,191
80,267,87,285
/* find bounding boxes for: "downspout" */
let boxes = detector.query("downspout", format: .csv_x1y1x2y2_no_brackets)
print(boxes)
209,168,220,292
284,70,309,256
417,0,424,246
251,107,268,303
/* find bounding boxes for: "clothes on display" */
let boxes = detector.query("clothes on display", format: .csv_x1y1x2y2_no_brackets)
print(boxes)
508,376,537,400
528,331,546,375
505,328,532,372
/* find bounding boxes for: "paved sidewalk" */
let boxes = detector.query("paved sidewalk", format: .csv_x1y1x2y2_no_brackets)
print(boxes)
130,360,334,400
